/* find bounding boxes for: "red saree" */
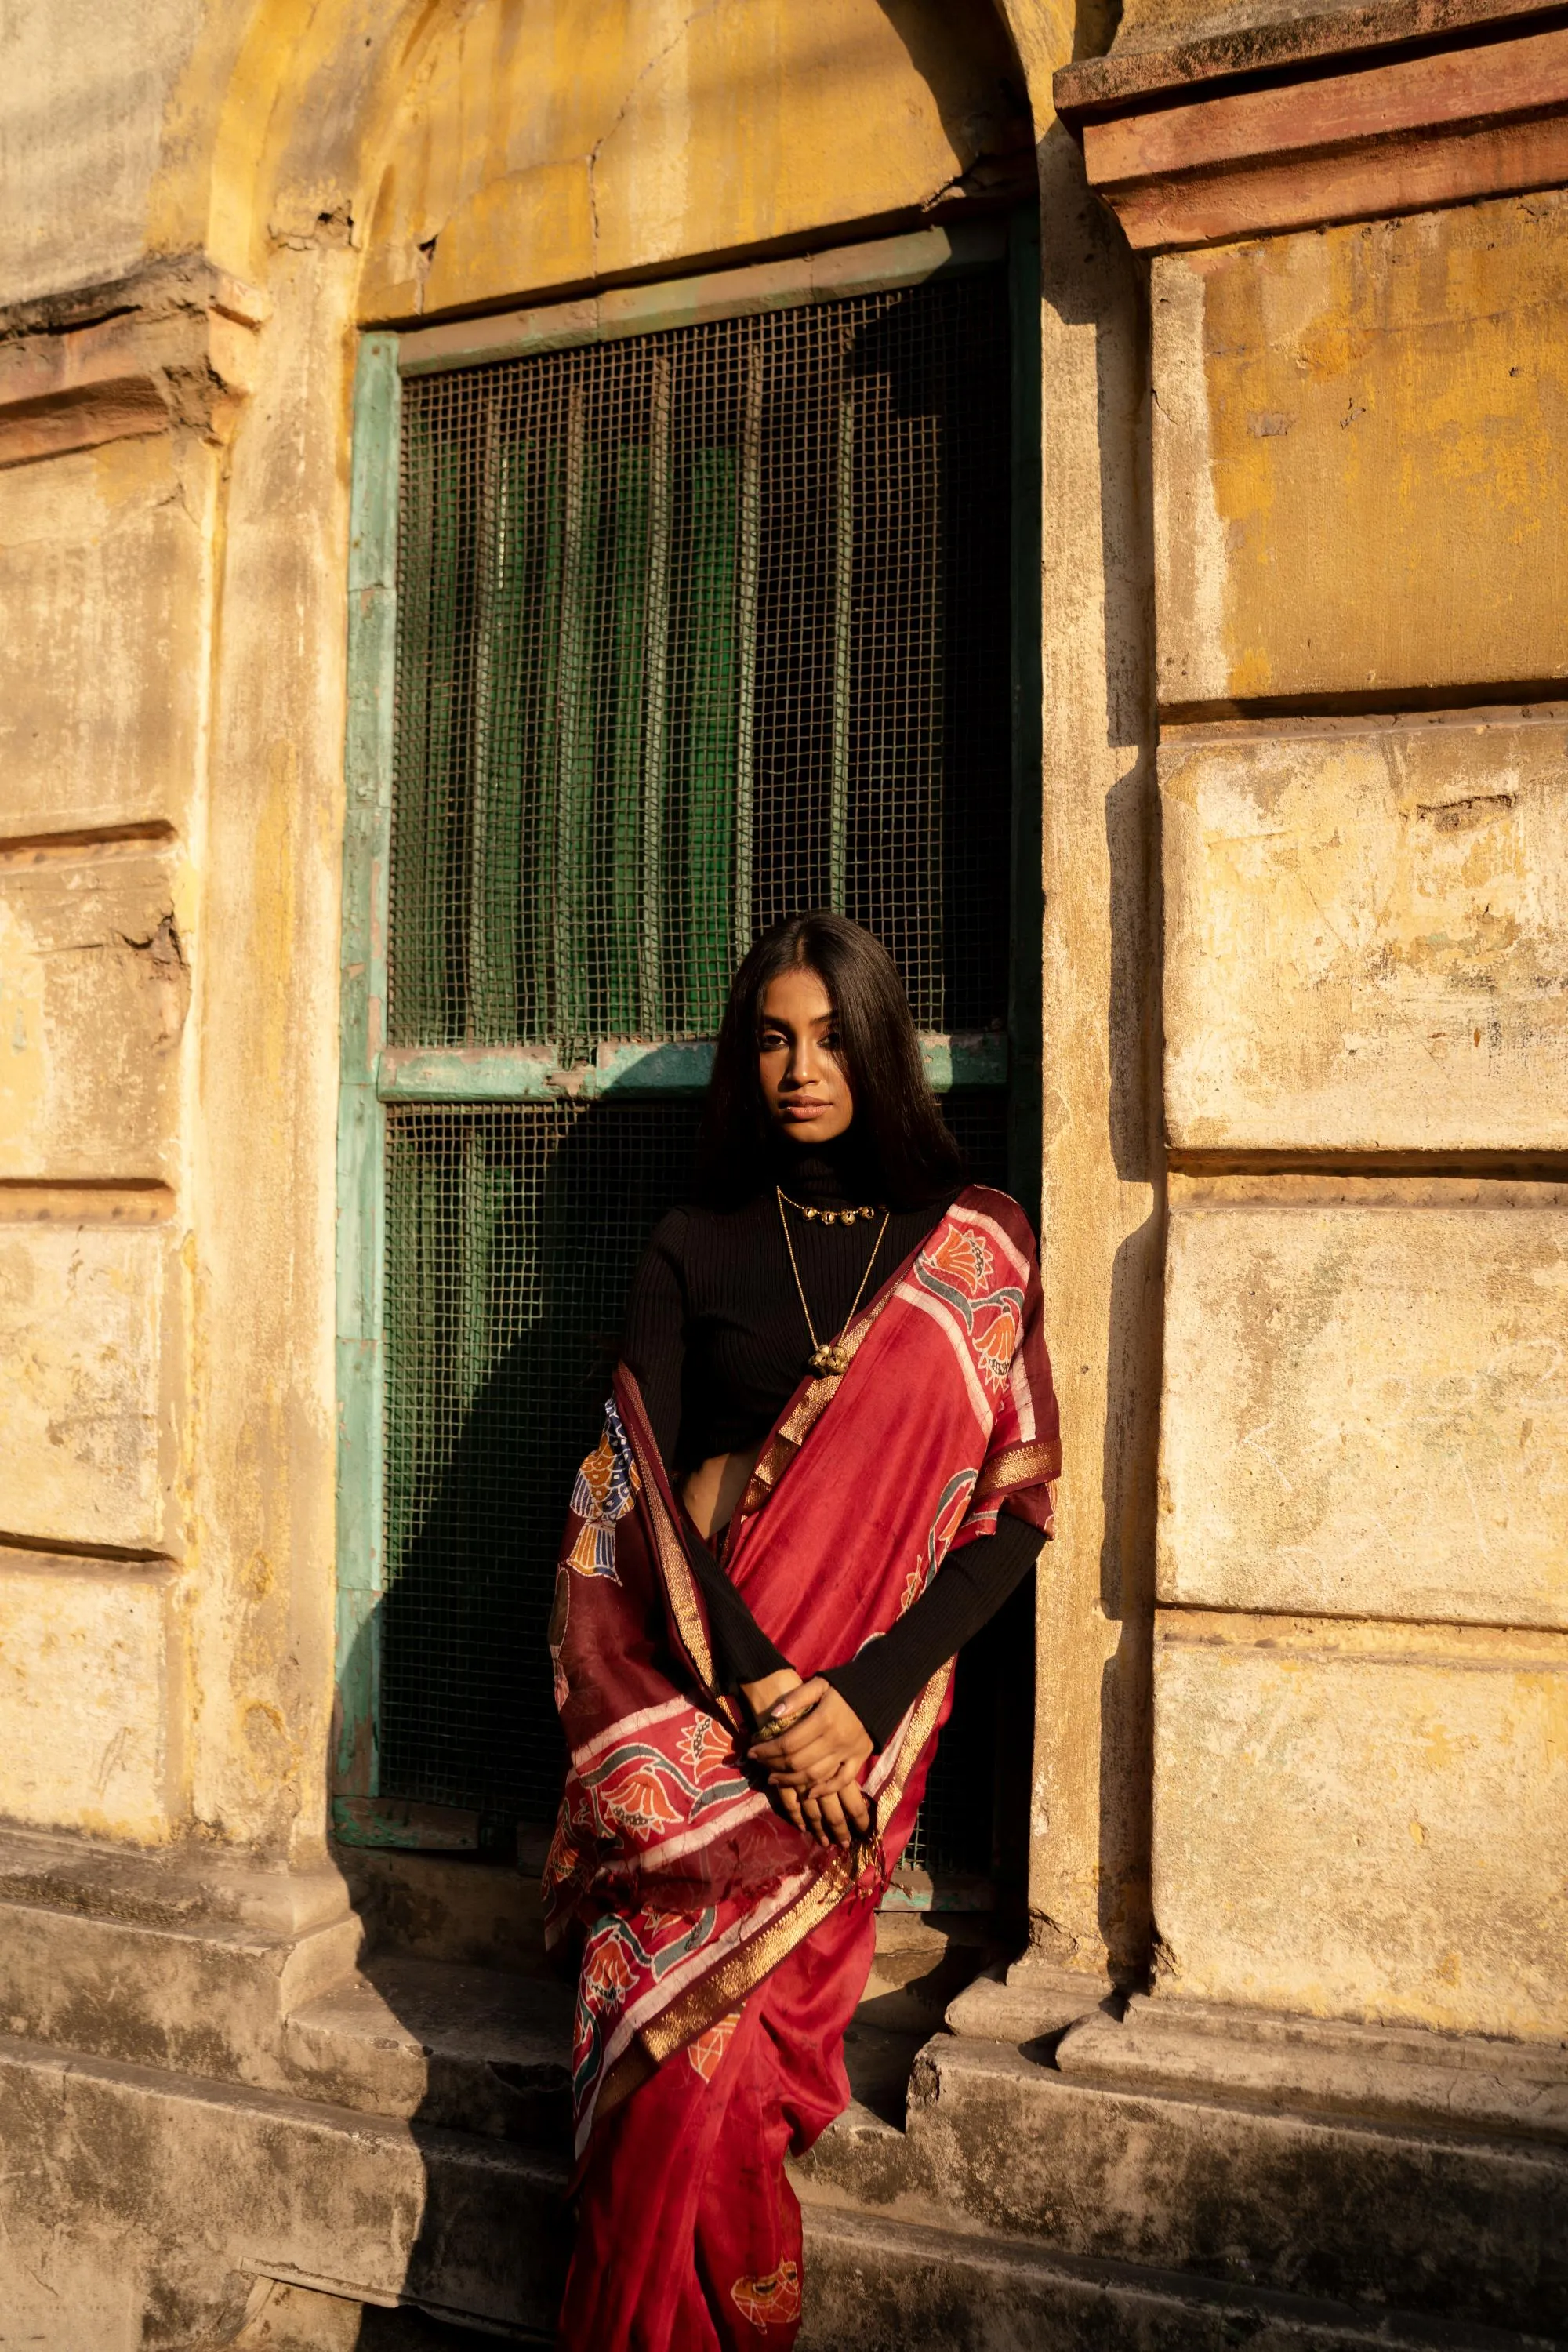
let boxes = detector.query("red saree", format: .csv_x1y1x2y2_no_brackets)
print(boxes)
544,1186,1059,2350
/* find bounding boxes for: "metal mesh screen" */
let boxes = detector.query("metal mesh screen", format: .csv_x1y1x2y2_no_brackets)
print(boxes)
389,270,1012,1053
380,1094,1008,1868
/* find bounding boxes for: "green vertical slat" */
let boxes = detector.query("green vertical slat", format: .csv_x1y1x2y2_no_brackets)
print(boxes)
829,368,855,911
380,1116,414,1606
682,448,739,1030
732,344,763,971
529,441,565,1039
424,433,468,1041
554,386,598,1053
469,395,519,1044
480,421,529,1044
466,397,494,1036
640,353,673,1033
390,398,434,1044
336,331,400,1807
608,445,649,1034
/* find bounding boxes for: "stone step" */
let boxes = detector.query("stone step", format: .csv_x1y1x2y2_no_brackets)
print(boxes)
797,2200,1561,2352
219,2194,1559,2352
0,2027,569,2350
284,1955,574,2143
10,2011,1559,2352
0,1826,363,2095
337,1845,554,1977
341,1842,1004,2023
1057,1993,1568,2143
800,2031,1568,2339
276,1924,987,2146
851,1910,1004,2038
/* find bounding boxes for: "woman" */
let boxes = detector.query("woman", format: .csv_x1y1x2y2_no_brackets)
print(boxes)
545,913,1059,2350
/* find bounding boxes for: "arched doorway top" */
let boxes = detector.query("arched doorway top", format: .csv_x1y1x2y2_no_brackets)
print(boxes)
162,0,1037,321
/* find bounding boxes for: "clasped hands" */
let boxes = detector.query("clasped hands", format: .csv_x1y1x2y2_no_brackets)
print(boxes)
742,1668,873,1850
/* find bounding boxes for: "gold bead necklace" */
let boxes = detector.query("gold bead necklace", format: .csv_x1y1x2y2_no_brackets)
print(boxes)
776,1188,890,1378
775,1188,880,1228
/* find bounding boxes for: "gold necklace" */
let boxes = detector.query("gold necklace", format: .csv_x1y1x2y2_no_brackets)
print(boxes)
775,1187,880,1229
776,1189,890,1378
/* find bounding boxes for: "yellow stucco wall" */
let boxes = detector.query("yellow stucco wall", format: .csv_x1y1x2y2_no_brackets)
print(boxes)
1154,1612,1568,2040
1162,717,1568,1152
1150,187,1568,2041
1161,1188,1568,1630
1155,194,1568,707
355,0,1029,320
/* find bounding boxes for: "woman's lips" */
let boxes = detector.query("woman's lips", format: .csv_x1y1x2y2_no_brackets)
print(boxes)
778,1102,830,1119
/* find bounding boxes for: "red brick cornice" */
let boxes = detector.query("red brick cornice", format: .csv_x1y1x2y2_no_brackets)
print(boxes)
1055,0,1568,249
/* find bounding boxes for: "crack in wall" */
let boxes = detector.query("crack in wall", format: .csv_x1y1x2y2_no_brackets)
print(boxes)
586,0,729,272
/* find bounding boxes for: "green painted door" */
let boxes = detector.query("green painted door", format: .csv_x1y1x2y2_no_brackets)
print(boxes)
336,225,1036,1891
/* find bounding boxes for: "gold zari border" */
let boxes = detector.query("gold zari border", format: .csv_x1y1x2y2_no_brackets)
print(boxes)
643,1454,717,1693
974,1439,1062,1506
596,2041,656,2129
637,1865,854,2065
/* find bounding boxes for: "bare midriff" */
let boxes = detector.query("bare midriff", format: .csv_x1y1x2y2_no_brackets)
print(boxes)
681,1442,764,1541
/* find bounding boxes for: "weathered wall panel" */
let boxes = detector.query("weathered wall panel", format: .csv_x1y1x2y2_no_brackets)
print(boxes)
0,849,189,1181
0,0,205,307
1154,193,1568,706
358,0,1030,318
0,437,214,840
0,1557,170,1840
0,1221,168,1552
1153,1617,1568,2040
1162,716,1568,1150
1160,1195,1568,1627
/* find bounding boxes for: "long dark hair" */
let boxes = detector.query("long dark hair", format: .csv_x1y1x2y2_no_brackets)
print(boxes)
695,913,965,1209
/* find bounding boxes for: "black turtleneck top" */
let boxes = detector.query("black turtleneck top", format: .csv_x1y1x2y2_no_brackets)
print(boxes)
620,1136,1044,1748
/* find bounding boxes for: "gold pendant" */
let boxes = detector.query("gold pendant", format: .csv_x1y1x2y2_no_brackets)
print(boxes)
809,1343,851,1377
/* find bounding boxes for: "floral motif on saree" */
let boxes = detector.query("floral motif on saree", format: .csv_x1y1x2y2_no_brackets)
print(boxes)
687,2006,742,2080
545,1186,1060,2165
731,2259,802,2328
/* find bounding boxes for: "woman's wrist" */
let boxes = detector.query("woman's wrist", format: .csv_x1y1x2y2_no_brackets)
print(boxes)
740,1666,804,1727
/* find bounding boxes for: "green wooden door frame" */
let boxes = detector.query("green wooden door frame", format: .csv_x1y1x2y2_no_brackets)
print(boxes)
332,214,1043,1856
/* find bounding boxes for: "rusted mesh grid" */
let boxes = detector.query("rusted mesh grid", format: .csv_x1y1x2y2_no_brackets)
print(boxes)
388,270,1012,1057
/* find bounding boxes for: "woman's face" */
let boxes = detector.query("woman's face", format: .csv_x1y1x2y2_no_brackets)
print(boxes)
757,966,854,1145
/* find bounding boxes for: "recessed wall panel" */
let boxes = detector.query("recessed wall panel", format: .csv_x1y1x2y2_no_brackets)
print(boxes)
1160,1196,1568,1627
1154,193,1568,706
1163,719,1568,1152
0,1221,167,1552
0,849,187,1181
0,1556,169,1841
1154,1617,1568,2040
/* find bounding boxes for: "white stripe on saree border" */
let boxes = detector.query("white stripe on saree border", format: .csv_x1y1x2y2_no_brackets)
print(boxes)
570,1693,693,1770
575,1859,819,2154
651,1788,772,1866
896,1282,996,1433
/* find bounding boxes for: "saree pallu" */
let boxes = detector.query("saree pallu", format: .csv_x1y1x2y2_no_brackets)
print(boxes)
544,1186,1059,2350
